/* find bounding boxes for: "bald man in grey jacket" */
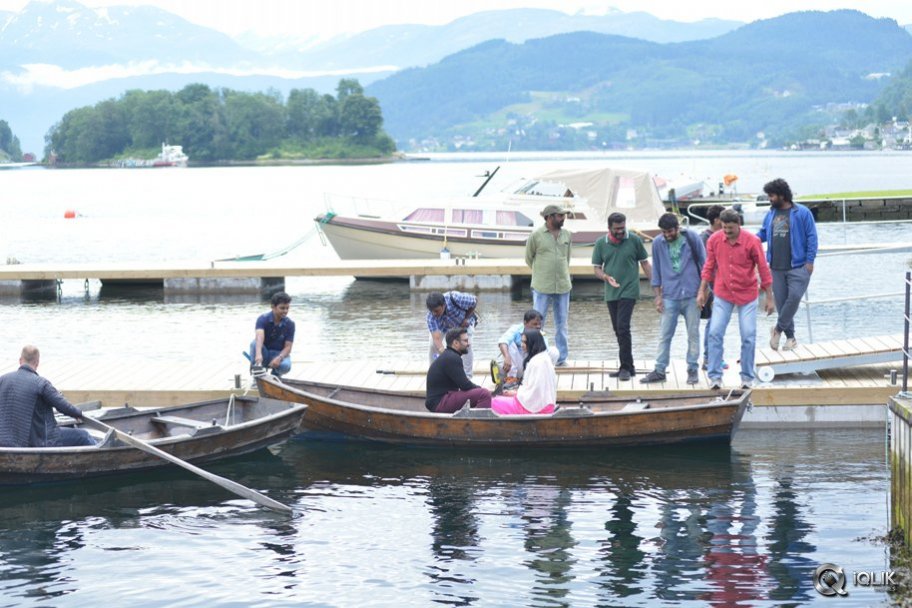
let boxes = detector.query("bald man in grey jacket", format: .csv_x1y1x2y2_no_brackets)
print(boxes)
0,345,95,447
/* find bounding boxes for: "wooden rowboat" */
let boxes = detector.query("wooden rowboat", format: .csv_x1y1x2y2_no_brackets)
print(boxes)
0,396,307,485
256,374,750,448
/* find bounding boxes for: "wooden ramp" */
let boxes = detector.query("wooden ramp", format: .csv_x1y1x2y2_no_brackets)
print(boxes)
755,334,905,382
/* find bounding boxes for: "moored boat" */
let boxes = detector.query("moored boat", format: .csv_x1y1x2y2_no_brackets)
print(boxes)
315,167,666,260
114,142,189,168
256,374,750,448
0,395,306,485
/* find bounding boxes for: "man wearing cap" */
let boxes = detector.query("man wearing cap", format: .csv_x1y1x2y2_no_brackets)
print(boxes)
524,204,572,366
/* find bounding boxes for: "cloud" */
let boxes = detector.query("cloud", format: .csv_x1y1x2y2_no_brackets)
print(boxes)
0,60,399,92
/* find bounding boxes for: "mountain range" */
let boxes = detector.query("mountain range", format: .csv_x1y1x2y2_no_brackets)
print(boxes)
0,1,743,153
367,10,912,149
1,1,911,155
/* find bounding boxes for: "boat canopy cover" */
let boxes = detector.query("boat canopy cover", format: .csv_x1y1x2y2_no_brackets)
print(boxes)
534,168,666,225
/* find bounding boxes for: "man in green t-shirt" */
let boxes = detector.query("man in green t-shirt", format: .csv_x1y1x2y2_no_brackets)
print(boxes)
591,212,651,381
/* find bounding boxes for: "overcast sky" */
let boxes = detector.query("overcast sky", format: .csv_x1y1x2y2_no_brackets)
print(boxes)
1,0,911,38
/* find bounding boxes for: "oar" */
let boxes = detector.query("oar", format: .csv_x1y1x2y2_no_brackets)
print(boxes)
377,366,612,375
80,415,293,515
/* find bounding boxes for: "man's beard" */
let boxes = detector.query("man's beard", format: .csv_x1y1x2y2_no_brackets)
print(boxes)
770,199,784,209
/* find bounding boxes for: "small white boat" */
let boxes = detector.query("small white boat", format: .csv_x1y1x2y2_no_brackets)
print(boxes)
115,143,189,168
654,174,705,202
316,167,667,260
152,143,189,168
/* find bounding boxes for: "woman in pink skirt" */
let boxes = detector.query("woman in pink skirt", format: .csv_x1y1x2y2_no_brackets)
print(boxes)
491,329,557,415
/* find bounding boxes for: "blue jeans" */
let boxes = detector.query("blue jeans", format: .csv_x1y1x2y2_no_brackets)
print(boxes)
532,289,569,364
249,340,292,375
655,297,700,374
707,295,757,383
56,427,96,446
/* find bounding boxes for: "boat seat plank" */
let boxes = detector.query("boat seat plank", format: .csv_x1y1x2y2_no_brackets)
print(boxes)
151,415,221,431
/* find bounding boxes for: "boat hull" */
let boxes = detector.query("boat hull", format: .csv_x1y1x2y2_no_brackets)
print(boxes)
0,396,307,485
318,217,603,260
257,375,749,448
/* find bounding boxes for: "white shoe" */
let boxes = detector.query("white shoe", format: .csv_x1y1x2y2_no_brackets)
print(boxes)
769,326,782,350
782,338,798,351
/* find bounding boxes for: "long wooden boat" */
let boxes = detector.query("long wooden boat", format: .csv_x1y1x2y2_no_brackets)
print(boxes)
0,396,307,485
256,374,750,448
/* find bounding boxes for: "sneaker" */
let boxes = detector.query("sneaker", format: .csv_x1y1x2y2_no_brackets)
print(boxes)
640,370,666,384
741,382,752,390
556,360,569,367
687,369,700,385
701,359,708,371
782,338,798,351
770,326,782,350
618,369,631,381
709,379,722,390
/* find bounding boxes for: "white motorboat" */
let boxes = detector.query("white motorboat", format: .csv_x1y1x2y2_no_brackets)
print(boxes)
654,174,705,202
315,167,667,260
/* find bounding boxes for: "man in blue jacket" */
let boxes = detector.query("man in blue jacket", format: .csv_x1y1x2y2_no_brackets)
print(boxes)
641,213,704,386
757,179,818,351
0,345,95,447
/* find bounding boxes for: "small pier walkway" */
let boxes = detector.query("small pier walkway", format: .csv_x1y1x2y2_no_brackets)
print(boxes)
6,356,901,429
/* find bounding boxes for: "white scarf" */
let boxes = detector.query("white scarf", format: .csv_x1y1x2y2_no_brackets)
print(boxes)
516,348,558,413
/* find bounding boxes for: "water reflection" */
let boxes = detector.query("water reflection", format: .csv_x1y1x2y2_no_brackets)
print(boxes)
518,483,577,606
0,465,258,602
0,430,888,606
599,493,646,600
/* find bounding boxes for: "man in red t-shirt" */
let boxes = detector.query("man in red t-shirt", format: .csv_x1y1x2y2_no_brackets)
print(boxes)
697,209,774,389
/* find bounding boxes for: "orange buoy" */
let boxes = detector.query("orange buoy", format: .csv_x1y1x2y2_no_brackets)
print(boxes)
64,209,76,219
723,174,739,186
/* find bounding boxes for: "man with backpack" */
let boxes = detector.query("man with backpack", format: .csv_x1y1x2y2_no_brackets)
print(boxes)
641,213,705,386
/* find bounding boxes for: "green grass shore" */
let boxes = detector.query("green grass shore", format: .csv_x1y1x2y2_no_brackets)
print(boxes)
799,189,912,200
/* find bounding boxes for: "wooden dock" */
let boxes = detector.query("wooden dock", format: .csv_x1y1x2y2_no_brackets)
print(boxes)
8,356,901,429
2,242,907,295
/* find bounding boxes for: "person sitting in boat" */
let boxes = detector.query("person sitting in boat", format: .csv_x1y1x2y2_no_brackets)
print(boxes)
494,308,545,387
491,330,558,416
250,291,294,376
426,290,478,379
0,345,96,447
426,328,492,414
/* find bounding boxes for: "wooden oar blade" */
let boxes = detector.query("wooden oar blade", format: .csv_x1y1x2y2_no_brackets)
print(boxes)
81,416,293,514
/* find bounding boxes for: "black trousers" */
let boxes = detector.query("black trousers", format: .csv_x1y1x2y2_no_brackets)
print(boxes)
607,298,637,372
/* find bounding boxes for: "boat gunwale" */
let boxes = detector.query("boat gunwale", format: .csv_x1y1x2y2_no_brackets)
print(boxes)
0,397,307,457
262,376,750,422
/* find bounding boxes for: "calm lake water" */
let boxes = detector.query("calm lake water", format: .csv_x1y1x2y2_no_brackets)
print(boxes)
0,150,909,366
0,151,908,606
0,430,893,607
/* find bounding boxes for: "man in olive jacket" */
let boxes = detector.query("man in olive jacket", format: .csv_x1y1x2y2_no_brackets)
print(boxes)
0,345,95,447
525,204,572,366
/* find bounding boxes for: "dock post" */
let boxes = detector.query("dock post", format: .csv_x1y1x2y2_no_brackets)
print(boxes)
889,395,912,544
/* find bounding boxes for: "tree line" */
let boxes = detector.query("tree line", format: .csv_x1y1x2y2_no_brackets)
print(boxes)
45,79,395,163
0,120,22,161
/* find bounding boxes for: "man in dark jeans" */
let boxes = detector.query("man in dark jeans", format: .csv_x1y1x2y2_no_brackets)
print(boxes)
426,328,492,413
592,212,652,381
0,345,95,447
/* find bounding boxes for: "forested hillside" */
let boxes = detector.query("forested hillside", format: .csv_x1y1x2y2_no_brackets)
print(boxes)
45,79,395,163
368,10,912,149
0,120,22,161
